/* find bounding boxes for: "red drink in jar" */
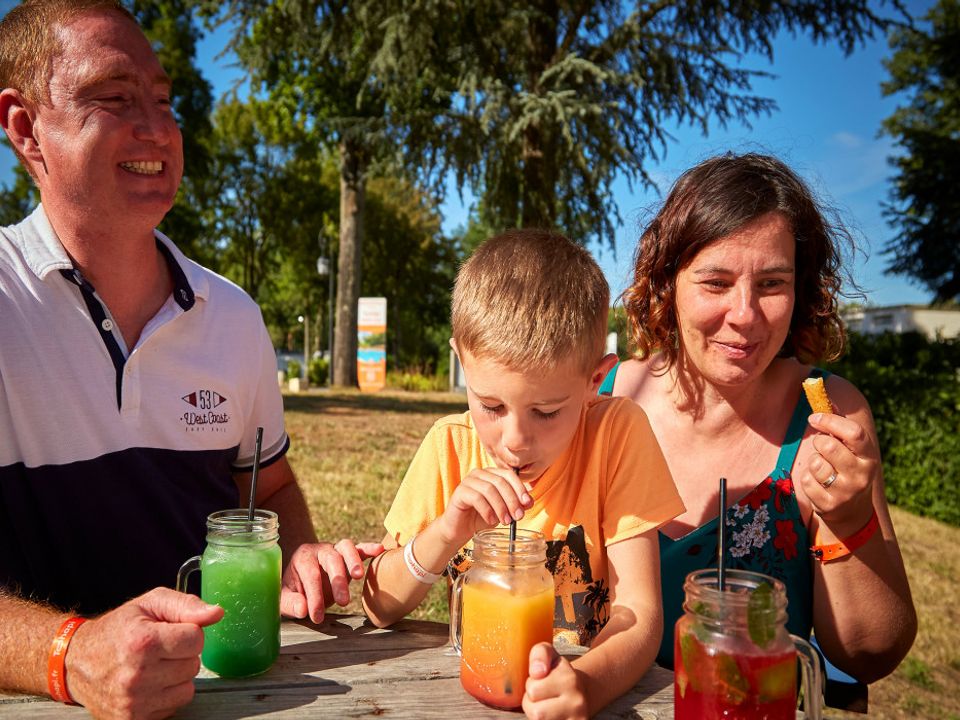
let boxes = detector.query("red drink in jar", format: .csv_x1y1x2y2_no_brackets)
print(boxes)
673,569,822,720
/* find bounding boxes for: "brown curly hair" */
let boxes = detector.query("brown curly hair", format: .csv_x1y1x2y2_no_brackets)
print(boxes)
622,152,855,369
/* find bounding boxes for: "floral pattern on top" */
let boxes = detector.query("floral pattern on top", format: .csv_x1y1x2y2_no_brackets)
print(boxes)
724,471,803,581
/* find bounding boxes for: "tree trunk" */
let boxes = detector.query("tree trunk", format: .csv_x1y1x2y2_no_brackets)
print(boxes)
521,1,559,228
333,139,365,387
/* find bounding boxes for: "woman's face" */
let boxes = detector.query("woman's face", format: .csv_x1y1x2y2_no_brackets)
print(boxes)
673,212,796,387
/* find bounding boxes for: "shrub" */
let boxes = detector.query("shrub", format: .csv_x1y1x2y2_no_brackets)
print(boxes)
308,357,329,386
285,359,302,381
825,332,960,526
386,369,448,392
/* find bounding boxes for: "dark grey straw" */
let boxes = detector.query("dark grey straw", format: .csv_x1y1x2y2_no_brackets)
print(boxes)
509,467,520,543
248,426,264,522
718,477,727,591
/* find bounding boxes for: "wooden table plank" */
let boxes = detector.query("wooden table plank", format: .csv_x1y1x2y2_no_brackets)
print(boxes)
0,614,673,718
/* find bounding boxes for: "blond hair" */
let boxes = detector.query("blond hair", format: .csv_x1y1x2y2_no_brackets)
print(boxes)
452,228,609,375
0,0,136,169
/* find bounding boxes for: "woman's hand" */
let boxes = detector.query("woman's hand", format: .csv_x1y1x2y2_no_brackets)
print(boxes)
437,467,533,547
801,412,879,538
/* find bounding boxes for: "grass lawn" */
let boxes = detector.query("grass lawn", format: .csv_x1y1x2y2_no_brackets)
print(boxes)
284,388,959,720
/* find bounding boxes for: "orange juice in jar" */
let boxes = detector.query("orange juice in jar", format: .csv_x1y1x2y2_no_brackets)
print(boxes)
450,528,554,709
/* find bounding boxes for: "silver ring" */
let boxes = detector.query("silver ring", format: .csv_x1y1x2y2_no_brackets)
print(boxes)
821,473,837,489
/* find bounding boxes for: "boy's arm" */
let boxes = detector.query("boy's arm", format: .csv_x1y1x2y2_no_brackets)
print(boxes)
361,524,456,627
363,466,531,628
523,531,663,720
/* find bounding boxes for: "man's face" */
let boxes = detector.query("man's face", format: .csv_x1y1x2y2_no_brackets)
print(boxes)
31,11,183,228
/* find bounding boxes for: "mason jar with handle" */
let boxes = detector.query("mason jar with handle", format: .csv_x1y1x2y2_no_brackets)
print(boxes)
176,509,281,678
448,527,554,709
674,568,822,720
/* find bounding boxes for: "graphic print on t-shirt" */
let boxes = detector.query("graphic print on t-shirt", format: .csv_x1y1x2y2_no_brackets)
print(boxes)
546,525,609,644
180,388,231,432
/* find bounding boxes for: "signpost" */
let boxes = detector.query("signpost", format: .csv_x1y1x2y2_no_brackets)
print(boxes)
357,297,387,392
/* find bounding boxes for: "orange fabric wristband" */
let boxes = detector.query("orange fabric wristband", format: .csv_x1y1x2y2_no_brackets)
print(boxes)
47,617,86,704
811,510,880,563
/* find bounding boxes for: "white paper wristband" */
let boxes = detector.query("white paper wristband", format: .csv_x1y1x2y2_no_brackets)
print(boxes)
403,536,442,584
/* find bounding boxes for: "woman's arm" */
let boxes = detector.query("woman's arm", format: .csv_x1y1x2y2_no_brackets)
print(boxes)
802,377,917,682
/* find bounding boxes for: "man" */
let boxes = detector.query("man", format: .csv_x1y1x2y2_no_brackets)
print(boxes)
0,1,381,717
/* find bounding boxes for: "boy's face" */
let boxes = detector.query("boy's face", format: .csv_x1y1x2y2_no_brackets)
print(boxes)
456,346,614,483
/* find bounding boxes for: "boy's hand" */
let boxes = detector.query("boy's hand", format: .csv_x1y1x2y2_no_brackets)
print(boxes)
522,642,588,720
438,467,532,547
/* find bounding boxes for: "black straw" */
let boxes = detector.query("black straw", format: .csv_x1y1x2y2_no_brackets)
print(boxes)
248,427,264,522
509,467,520,543
718,477,727,591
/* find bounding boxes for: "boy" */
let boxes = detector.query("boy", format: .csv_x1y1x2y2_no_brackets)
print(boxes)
362,229,684,719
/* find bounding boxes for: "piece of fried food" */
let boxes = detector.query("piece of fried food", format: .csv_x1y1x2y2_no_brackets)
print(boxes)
802,376,833,414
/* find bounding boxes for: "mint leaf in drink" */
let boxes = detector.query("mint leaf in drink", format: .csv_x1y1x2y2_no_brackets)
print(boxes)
748,582,776,648
715,653,750,705
678,631,706,693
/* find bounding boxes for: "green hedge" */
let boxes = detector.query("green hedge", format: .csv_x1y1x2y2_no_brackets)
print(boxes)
308,357,329,386
386,369,448,392
824,332,960,526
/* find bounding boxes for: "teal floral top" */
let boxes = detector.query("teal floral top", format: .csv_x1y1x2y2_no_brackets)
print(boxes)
599,366,825,669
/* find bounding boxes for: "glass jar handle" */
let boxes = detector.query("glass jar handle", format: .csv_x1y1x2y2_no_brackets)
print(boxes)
790,634,823,720
448,574,464,654
176,555,201,593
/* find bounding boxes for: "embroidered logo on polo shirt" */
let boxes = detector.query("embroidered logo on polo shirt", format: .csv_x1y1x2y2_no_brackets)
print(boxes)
181,390,230,432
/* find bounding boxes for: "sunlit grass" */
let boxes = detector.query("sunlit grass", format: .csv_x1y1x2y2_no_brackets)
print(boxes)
284,389,959,719
284,388,464,622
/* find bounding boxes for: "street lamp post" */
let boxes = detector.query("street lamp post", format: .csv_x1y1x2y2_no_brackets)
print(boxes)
317,232,334,387
297,314,308,380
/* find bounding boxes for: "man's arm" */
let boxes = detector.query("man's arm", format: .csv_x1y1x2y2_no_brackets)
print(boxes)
234,456,383,623
0,591,68,695
0,588,222,719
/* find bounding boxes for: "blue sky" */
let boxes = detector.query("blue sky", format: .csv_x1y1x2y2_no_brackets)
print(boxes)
1,0,937,306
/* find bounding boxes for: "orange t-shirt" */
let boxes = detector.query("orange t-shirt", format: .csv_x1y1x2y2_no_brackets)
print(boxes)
384,395,684,643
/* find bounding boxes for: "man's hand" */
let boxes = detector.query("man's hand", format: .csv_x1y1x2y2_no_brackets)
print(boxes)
66,587,224,720
522,642,589,720
281,539,385,623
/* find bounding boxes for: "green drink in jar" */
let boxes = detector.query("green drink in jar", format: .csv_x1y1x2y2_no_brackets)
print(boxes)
177,509,281,678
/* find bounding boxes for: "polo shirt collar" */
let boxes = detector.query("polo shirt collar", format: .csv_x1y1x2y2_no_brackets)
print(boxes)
19,204,208,307
19,204,73,280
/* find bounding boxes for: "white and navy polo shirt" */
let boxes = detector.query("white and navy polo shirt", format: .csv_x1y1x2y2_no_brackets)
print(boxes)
0,205,289,614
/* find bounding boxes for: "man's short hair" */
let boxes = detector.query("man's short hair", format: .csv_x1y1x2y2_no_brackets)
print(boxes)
452,228,610,375
0,0,136,169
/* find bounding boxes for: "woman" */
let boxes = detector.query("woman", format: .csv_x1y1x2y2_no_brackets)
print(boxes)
603,153,916,685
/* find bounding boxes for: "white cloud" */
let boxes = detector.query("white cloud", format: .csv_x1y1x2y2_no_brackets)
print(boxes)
830,131,865,149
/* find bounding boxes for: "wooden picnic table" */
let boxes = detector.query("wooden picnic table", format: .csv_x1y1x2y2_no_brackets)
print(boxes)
0,614,676,718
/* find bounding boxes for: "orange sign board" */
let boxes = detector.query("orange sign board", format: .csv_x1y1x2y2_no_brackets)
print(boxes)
357,297,387,392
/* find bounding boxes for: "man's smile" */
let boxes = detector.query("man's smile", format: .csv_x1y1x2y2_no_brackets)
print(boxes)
119,160,163,175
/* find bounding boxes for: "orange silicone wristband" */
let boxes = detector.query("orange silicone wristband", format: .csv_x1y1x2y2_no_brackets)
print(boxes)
810,510,880,563
47,617,86,704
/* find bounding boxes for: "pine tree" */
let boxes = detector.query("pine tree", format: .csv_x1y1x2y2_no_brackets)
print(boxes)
881,0,960,302
370,0,905,247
